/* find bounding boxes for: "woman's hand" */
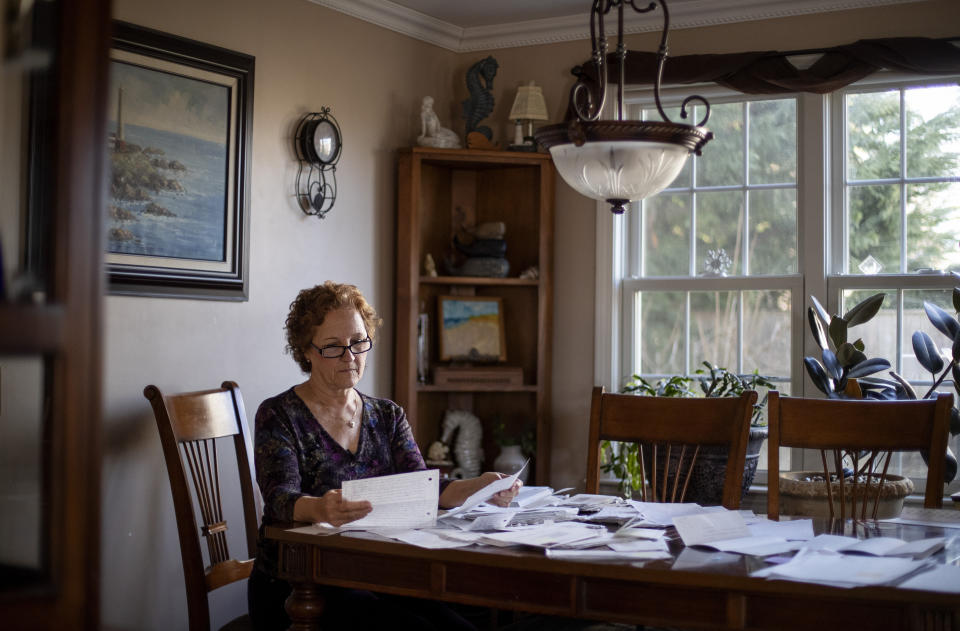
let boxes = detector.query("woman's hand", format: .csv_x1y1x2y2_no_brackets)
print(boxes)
481,471,522,507
294,489,371,526
439,471,522,508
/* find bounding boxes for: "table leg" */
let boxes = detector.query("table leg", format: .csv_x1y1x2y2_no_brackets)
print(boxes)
285,582,325,631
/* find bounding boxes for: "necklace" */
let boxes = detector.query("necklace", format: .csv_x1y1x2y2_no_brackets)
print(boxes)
345,398,361,428
300,386,361,429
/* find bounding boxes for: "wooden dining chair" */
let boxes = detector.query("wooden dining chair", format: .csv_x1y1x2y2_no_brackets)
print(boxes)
585,386,758,508
145,381,261,631
766,391,952,521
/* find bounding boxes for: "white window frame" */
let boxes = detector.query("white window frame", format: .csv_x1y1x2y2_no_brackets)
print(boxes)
595,85,843,481
597,74,960,492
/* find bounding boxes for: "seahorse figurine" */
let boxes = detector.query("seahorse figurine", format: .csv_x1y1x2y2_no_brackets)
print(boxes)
461,56,499,141
441,409,484,479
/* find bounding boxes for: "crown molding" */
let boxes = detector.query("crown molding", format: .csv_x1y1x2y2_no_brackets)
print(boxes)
309,0,464,51
311,0,924,52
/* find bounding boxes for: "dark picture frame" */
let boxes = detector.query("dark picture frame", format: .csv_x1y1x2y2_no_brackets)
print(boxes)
104,22,254,300
437,295,507,362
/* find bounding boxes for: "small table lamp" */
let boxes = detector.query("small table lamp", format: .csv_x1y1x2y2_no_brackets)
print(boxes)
508,81,548,151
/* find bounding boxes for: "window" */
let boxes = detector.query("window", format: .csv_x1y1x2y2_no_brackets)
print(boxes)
599,75,960,492
830,78,960,489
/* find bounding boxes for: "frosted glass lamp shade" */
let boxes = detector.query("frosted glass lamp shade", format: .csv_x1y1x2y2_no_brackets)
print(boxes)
549,141,689,207
534,119,713,213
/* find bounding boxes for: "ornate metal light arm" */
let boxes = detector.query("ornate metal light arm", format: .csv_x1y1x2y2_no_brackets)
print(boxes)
535,0,714,214
570,1,709,128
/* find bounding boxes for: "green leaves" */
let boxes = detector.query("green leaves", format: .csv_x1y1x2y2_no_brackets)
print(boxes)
912,331,944,375
924,301,960,340
843,292,884,326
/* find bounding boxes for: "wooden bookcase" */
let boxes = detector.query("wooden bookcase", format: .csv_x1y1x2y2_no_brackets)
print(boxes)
395,147,554,484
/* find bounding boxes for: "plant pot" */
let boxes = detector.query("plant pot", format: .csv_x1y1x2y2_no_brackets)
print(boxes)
778,471,914,519
641,426,767,505
493,444,529,484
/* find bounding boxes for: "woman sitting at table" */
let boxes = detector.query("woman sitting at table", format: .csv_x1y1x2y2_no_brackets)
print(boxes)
248,281,520,631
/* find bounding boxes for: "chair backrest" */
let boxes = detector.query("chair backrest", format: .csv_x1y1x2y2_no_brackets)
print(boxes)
766,391,951,520
145,381,261,631
585,386,757,509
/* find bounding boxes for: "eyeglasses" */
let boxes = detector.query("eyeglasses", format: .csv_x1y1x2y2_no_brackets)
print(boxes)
311,338,373,359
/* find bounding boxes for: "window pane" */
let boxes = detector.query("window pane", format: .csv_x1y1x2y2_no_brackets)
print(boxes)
905,84,960,179
847,184,900,274
749,188,797,275
749,98,797,184
0,356,45,571
689,291,738,370
847,90,899,181
907,182,960,273
637,291,686,376
742,290,791,378
642,193,690,277
697,191,744,276
645,105,691,188
902,288,952,384
841,289,897,371
698,102,744,187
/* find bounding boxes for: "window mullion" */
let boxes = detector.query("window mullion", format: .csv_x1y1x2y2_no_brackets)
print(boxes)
900,88,908,274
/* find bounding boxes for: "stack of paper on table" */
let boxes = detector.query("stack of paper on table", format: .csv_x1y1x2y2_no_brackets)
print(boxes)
672,510,809,557
799,534,945,560
752,549,929,587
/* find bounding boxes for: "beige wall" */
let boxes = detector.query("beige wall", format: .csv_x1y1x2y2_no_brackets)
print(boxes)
102,0,957,627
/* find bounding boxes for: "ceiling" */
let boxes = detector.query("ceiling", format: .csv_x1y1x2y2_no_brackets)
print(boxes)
310,0,922,51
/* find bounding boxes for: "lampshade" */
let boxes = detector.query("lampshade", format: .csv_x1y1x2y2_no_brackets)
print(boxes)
533,0,713,214
509,81,548,122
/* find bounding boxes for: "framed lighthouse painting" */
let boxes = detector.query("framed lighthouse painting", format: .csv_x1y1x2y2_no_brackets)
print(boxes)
105,22,254,300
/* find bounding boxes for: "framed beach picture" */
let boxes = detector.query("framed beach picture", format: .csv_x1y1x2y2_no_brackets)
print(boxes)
104,22,254,299
438,296,507,362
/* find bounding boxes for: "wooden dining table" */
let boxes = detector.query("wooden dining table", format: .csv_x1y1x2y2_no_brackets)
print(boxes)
267,517,960,630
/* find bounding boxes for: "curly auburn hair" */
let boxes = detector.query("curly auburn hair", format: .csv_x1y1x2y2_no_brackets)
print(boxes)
285,281,382,373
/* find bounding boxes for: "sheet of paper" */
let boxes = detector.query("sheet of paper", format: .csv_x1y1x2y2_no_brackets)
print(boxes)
758,550,926,586
467,511,517,531
608,538,670,553
708,535,802,557
479,522,606,549
841,536,910,556
561,494,623,507
545,548,672,561
800,534,858,552
512,486,555,508
673,510,749,547
442,461,527,518
897,563,960,592
886,537,946,560
748,518,814,541
287,523,343,536
629,501,705,527
614,525,667,541
581,504,641,524
341,469,439,529
370,528,474,549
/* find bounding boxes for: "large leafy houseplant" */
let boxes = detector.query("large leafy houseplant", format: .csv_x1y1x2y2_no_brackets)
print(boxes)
601,362,775,499
804,291,960,484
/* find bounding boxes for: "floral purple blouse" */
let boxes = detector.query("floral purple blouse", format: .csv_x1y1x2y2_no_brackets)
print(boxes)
253,387,442,576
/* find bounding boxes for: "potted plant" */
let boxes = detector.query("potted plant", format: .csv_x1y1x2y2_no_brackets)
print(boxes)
601,362,775,504
795,290,960,516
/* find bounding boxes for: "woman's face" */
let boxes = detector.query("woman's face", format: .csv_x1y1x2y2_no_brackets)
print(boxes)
307,306,369,390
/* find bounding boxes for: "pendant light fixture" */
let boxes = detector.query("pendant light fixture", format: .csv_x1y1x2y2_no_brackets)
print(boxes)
534,0,713,214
